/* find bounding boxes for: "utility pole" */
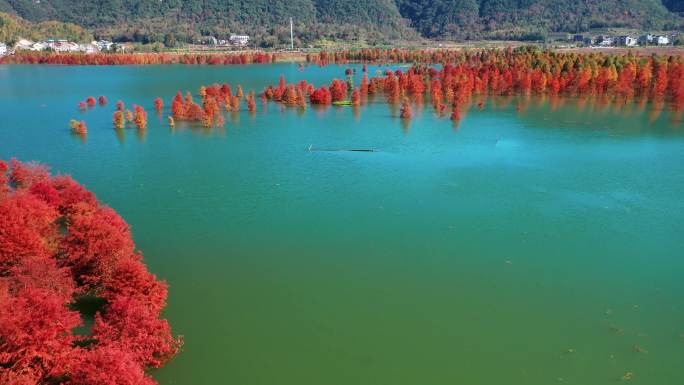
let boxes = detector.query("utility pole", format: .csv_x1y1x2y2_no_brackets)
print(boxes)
290,17,294,51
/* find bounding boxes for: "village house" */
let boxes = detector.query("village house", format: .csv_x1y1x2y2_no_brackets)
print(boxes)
617,36,637,47
78,43,99,54
229,34,250,47
96,40,114,51
596,36,614,47
656,35,670,45
46,38,69,51
638,34,655,45
14,39,34,50
31,42,47,51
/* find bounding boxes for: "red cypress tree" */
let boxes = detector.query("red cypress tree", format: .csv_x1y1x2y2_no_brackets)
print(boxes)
154,98,164,112
246,91,257,112
400,98,412,119
351,89,360,106
171,92,185,119
133,105,148,130
113,111,125,129
0,159,181,384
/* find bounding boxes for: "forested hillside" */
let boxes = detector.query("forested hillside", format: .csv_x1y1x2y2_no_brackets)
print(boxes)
396,0,682,39
0,0,681,45
0,12,92,44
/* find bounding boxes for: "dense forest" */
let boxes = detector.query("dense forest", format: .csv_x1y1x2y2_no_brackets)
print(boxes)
0,0,682,45
0,12,92,44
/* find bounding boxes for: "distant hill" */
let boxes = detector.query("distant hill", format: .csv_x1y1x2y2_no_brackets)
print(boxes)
0,0,681,45
0,0,414,46
0,12,92,44
396,0,683,39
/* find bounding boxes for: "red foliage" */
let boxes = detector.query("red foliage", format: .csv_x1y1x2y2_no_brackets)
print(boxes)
1,52,279,66
86,97,97,108
78,120,87,135
153,98,164,112
0,159,181,384
133,105,148,129
64,346,155,385
98,96,107,106
351,89,361,106
246,91,257,112
230,96,240,112
282,85,299,105
310,87,332,105
116,100,124,111
400,98,412,119
113,111,125,129
330,79,347,102
360,74,369,95
171,92,185,119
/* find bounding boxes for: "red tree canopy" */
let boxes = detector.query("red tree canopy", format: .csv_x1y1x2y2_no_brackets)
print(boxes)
0,159,181,385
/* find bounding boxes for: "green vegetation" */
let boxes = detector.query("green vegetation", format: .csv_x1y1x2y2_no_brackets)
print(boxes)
0,12,92,44
396,0,683,39
0,0,681,45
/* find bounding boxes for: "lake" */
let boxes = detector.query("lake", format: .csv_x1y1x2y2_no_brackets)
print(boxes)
1,63,683,385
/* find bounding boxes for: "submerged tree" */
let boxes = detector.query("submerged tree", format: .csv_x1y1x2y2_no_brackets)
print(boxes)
154,98,164,112
133,105,148,130
113,111,125,129
400,97,412,118
0,159,181,384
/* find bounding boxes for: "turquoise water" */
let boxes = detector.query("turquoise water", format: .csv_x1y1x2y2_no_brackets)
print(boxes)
1,63,683,385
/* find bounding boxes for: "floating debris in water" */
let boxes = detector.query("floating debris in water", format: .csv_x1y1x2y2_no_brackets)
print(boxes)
621,371,634,381
605,308,614,316
633,345,648,354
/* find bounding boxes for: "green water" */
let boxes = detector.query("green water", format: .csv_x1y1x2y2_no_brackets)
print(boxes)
1,64,683,385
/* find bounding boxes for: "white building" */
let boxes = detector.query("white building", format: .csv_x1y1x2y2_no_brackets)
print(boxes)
14,39,34,50
0,43,7,56
229,34,250,47
96,40,114,51
31,42,47,51
656,35,670,45
617,36,637,47
638,34,654,45
46,38,69,51
78,43,99,54
597,36,614,46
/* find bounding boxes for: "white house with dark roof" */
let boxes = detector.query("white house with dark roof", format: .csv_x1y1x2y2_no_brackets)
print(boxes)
229,34,250,47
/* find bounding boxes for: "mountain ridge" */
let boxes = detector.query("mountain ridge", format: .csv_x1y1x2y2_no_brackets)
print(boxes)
0,0,681,45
